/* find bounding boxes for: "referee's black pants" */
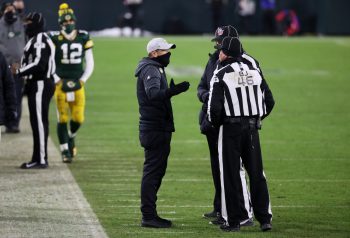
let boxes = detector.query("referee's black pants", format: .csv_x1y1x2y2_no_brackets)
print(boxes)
139,130,172,220
205,126,252,221
26,78,55,165
218,120,272,226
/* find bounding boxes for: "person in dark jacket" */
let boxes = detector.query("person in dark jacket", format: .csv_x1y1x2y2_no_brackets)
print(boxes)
0,51,17,139
135,37,190,228
198,25,254,227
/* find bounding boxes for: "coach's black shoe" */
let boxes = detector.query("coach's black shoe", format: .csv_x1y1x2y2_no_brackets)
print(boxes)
141,216,172,228
203,210,218,219
20,161,48,169
260,223,272,232
210,216,225,225
240,218,254,227
220,223,240,232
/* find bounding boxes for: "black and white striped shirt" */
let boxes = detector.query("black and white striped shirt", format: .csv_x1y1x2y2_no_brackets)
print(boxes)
208,56,274,126
17,32,56,80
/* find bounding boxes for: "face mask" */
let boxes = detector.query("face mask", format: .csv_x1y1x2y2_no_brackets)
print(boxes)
155,52,171,67
4,11,17,24
63,23,75,34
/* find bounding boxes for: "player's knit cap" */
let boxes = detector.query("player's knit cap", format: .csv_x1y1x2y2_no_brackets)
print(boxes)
146,38,176,53
58,3,76,24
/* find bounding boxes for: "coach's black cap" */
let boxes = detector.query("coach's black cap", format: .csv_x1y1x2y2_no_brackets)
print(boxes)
219,36,242,58
211,25,239,42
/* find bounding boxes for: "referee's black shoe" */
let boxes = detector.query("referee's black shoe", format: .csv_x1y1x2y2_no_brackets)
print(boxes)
260,223,272,232
210,216,225,225
20,161,48,169
203,210,218,219
141,216,172,228
220,223,240,232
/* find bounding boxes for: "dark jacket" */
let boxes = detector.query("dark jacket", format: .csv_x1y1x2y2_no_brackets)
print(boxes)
197,50,220,134
0,52,17,125
135,57,174,132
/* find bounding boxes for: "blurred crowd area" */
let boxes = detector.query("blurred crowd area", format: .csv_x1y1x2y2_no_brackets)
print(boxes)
22,0,350,36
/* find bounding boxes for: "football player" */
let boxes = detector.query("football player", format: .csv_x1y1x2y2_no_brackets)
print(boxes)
50,3,94,163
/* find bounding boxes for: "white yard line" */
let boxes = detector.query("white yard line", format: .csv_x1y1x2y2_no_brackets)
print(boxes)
0,98,108,238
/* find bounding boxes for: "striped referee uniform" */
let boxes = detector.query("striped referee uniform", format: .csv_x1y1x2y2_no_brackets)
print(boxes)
17,32,56,168
208,55,274,228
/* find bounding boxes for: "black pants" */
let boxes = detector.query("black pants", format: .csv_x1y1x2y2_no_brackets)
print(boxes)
5,74,24,128
139,130,172,220
218,120,272,226
26,79,55,164
205,128,221,213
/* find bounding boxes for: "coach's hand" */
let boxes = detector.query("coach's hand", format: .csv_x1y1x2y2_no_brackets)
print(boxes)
168,78,190,97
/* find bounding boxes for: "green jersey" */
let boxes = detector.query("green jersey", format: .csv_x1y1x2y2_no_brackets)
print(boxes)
50,30,93,80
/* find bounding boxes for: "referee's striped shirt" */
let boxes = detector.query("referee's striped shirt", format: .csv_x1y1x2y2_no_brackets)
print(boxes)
207,55,274,126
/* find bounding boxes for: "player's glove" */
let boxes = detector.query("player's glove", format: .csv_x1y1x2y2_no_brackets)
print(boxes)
167,78,190,97
61,79,82,92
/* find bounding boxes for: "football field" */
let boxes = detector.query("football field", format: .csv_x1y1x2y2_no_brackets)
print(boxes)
50,36,350,238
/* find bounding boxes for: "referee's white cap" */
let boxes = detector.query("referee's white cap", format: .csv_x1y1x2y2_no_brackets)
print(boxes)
146,38,176,53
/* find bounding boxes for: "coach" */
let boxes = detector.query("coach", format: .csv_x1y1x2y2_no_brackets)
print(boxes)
135,38,190,228
208,36,275,232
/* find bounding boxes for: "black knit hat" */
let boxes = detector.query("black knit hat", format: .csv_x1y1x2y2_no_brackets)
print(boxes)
219,36,242,58
25,12,45,37
211,25,239,43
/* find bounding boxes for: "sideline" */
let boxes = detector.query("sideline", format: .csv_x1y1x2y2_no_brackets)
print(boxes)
0,98,108,238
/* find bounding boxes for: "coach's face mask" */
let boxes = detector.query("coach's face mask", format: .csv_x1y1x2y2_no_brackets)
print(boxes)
155,52,171,67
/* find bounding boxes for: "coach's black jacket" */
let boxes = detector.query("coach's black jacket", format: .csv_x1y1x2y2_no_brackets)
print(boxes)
0,52,17,125
135,57,174,132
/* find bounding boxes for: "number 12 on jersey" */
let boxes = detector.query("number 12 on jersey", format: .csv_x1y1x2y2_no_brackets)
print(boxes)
61,43,83,64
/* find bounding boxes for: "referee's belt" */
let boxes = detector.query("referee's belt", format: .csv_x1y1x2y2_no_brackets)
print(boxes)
223,117,259,124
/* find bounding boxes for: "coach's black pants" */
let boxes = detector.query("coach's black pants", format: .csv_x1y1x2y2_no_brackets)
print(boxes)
26,79,55,165
139,130,172,220
218,120,272,226
5,74,24,129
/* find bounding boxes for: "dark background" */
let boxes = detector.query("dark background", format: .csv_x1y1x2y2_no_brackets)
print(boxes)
22,0,350,35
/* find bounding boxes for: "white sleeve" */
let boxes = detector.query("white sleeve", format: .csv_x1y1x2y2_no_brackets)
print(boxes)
53,73,60,84
79,48,94,83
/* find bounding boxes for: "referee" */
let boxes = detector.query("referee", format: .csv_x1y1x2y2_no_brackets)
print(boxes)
208,36,275,232
198,25,253,226
16,12,56,169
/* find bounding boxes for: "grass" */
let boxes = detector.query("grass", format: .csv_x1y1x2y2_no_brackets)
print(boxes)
50,36,350,238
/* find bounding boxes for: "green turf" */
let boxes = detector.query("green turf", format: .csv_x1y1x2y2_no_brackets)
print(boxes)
50,36,350,238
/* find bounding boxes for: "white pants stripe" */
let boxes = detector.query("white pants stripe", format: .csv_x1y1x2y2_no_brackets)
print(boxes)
218,126,228,223
35,81,45,164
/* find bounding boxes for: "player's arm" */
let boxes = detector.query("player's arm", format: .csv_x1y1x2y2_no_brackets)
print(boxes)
79,36,94,84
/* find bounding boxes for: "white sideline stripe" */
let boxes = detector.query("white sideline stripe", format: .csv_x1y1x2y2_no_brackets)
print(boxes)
127,231,195,234
101,178,350,183
111,205,348,208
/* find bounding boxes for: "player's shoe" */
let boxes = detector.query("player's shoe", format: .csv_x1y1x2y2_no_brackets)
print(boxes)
68,137,77,157
62,150,72,163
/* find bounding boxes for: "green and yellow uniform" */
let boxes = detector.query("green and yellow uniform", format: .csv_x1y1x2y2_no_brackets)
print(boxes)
51,2,95,163
50,30,93,124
